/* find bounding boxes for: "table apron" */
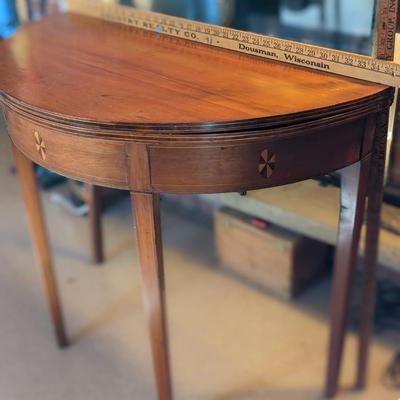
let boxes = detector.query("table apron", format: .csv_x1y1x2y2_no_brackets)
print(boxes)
4,109,375,194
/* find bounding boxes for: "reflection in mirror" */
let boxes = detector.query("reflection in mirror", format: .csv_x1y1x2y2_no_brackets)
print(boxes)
117,0,376,55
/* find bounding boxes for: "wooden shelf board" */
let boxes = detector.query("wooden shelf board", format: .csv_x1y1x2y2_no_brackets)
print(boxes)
202,180,400,271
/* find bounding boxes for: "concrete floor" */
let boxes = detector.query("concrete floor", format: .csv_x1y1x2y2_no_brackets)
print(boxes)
1,127,400,400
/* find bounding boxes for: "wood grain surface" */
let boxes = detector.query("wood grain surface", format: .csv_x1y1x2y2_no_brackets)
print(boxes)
0,13,393,131
0,10,396,400
132,193,172,400
0,12,394,194
11,143,68,348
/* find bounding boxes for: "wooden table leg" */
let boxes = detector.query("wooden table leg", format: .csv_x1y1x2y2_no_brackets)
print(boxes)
12,143,68,348
325,158,371,398
85,184,104,264
131,192,173,400
356,111,389,389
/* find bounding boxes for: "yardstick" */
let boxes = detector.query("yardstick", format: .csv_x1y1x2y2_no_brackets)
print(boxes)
68,0,400,87
374,0,398,60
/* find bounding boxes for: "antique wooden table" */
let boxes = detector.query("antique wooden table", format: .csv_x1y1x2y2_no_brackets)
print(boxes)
0,13,393,400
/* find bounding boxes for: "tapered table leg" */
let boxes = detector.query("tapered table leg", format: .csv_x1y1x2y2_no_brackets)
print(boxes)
131,192,173,400
86,184,104,264
325,158,371,398
12,144,68,348
356,112,389,389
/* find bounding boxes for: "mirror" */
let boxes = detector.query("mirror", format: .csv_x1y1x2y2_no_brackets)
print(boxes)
115,0,376,55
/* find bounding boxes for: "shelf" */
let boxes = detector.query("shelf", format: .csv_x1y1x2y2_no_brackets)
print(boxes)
202,180,400,271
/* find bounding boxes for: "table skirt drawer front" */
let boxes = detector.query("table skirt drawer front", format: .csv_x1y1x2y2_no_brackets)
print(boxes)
148,118,367,193
5,111,128,188
4,108,373,193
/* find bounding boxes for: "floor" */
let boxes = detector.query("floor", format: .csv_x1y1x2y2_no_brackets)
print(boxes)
1,127,400,400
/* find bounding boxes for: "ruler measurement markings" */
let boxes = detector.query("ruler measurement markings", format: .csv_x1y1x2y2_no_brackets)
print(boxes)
108,4,393,73
68,0,400,87
376,0,398,60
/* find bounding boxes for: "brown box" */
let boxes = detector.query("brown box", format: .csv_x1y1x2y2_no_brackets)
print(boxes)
214,207,330,299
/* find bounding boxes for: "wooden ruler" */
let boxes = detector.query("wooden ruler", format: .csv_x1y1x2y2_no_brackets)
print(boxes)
373,0,399,181
374,0,399,60
68,0,400,87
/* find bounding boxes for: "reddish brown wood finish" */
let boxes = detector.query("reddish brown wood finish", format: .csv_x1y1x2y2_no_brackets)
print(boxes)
325,158,371,397
356,110,390,389
0,12,394,400
132,193,172,400
0,14,389,127
11,143,68,348
2,98,389,194
85,184,104,264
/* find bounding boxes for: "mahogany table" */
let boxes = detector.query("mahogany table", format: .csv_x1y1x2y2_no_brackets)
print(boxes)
0,13,393,400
